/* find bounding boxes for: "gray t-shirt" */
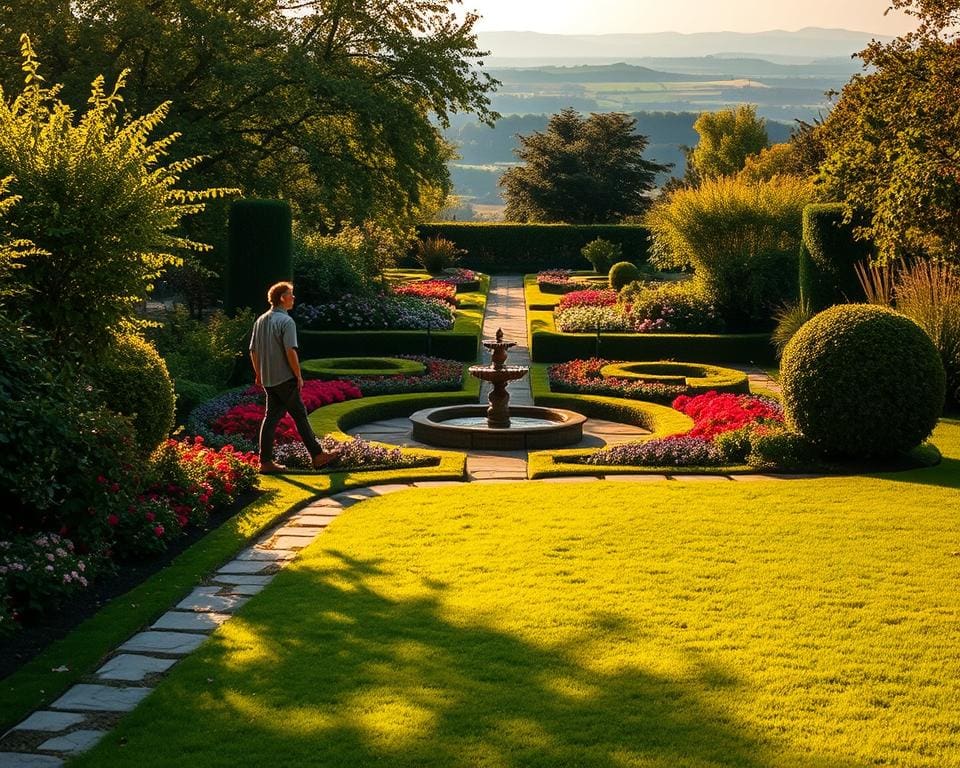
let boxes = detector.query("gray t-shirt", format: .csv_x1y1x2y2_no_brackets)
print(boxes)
249,308,297,387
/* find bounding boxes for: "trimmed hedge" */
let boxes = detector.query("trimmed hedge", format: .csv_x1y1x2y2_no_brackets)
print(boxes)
781,304,945,458
225,199,293,316
598,361,750,394
411,223,651,273
800,203,872,310
302,357,426,379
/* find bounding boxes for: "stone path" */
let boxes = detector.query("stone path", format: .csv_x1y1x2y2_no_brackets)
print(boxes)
0,274,787,766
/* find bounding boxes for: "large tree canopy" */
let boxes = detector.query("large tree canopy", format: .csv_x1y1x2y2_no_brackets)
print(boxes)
0,0,498,230
499,108,669,224
818,0,960,263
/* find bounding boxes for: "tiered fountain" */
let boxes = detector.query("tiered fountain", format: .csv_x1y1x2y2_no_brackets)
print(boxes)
409,329,586,450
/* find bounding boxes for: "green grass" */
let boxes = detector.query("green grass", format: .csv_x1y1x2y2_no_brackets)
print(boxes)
73,419,960,767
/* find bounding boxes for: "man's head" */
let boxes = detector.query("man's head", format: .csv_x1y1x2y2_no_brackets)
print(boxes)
267,281,294,309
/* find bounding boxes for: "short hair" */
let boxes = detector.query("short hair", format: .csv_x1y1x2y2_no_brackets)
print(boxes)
267,281,293,307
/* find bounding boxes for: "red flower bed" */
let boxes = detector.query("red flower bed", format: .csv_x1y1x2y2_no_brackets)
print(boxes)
672,391,784,440
557,289,618,310
393,279,457,306
211,379,361,443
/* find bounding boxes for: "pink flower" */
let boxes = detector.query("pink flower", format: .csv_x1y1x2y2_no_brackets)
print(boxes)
107,514,119,526
154,525,165,537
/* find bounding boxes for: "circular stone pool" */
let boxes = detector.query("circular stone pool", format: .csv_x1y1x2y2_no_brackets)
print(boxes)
409,405,586,450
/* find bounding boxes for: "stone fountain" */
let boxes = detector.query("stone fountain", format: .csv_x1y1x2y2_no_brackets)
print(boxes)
409,328,585,450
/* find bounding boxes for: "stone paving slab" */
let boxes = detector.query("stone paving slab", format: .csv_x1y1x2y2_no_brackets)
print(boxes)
234,548,296,562
271,525,322,537
152,611,231,632
177,589,249,612
411,480,465,488
601,474,671,482
271,535,319,550
535,476,602,483
96,654,177,682
216,559,274,575
669,474,733,482
0,754,64,767
118,631,208,655
304,498,344,509
213,574,274,587
11,713,85,733
50,685,152,713
221,582,266,596
363,484,416,495
38,730,107,754
284,515,334,528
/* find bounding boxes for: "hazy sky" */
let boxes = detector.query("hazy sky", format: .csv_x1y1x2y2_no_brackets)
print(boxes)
466,0,918,36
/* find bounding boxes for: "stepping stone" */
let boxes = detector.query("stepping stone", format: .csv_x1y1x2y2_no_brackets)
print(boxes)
330,489,377,501
272,536,318,550
50,684,151,713
217,560,274,575
12,712,85,733
118,631,208,655
0,754,64,767
234,549,295,563
363,484,415,495
96,654,177,682
271,526,320,537
304,498,344,509
602,474,671,482
669,474,732,482
152,611,231,632
212,574,274,587
38,730,108,754
535,476,601,483
222,583,266,596
177,590,249,613
285,516,334,528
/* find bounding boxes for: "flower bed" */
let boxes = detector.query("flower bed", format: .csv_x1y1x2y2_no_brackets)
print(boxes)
554,305,634,333
393,280,458,306
537,269,576,293
294,294,455,331
188,380,363,453
557,289,618,310
348,355,464,396
274,436,435,471
548,358,688,403
580,391,784,468
439,267,479,289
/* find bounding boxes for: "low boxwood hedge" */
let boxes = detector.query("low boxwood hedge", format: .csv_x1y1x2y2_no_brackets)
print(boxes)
302,357,427,379
598,361,750,394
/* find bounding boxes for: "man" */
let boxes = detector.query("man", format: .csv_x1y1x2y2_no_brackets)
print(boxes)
249,281,341,474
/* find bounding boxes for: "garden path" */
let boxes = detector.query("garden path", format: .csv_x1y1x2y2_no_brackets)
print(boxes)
0,276,787,766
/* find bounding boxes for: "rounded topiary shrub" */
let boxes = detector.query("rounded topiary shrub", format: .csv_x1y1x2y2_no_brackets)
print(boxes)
89,335,175,455
780,304,945,458
608,261,641,292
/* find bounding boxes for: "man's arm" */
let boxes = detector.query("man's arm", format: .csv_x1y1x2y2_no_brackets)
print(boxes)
249,351,262,389
285,347,304,390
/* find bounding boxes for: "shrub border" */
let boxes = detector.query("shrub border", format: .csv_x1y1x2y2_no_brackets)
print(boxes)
302,357,427,379
525,277,775,364
598,361,750,394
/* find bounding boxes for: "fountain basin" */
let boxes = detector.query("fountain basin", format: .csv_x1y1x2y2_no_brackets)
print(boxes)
410,405,586,450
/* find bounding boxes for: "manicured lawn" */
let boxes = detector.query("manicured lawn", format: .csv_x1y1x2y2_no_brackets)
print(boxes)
75,420,960,767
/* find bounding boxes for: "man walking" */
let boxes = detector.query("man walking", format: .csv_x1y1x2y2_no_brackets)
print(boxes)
249,281,341,474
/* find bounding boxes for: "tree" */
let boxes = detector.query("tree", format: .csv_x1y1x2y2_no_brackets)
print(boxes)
0,36,231,355
686,104,768,183
817,0,960,263
499,108,669,224
1,0,498,231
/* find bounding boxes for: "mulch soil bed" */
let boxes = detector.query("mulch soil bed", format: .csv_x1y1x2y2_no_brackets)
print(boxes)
0,489,262,682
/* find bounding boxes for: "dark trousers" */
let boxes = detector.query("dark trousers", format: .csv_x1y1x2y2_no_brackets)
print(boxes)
259,378,322,462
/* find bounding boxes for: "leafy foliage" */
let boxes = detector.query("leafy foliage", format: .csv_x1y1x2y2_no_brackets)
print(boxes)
581,237,622,273
0,37,232,356
686,105,768,183
645,175,813,328
817,1,960,262
414,236,463,274
781,304,945,458
500,109,670,223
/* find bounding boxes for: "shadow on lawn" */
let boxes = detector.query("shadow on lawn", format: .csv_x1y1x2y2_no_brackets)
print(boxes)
112,550,870,768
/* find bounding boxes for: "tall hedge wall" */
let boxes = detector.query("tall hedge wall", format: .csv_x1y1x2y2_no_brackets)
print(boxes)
411,223,651,273
225,199,293,315
800,203,872,310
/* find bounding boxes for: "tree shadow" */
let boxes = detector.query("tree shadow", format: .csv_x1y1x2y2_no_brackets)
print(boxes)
102,550,869,768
